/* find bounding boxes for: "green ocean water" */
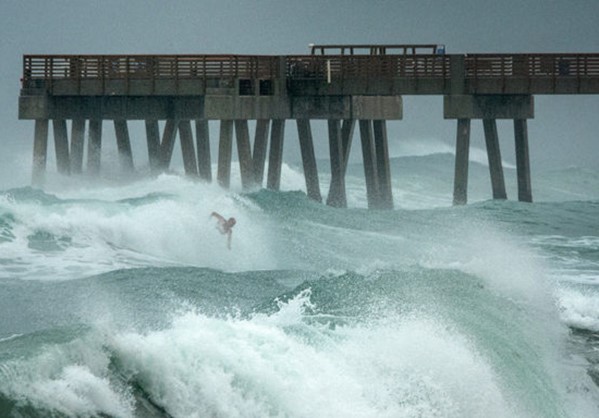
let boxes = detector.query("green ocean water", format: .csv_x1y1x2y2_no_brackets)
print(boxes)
0,156,598,417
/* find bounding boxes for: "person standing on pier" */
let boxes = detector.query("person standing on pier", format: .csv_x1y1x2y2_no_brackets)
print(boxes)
211,212,236,250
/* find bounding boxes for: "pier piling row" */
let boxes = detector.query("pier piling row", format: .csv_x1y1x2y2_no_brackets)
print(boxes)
19,49,599,207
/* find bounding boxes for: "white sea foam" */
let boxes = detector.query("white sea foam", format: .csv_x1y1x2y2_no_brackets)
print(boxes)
111,291,518,418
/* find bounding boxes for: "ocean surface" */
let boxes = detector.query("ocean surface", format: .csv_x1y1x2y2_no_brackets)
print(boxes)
1,142,598,417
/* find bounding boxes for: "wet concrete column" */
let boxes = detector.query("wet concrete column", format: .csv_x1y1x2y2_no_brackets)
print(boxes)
217,120,234,188
252,119,269,186
87,119,102,175
327,119,347,208
296,119,322,202
267,119,285,191
145,120,161,174
234,120,254,190
160,119,178,171
32,119,49,187
178,120,199,177
514,119,532,202
341,119,355,177
482,119,507,200
373,120,393,209
53,119,70,175
114,120,134,173
359,120,379,209
70,119,85,174
196,120,212,182
453,118,471,205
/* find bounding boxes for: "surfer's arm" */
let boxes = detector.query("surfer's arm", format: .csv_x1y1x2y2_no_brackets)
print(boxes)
211,212,225,223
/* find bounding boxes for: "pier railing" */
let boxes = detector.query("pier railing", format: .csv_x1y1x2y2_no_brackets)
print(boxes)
22,53,599,95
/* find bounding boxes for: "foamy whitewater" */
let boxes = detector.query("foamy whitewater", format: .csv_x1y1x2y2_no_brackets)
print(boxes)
1,139,598,417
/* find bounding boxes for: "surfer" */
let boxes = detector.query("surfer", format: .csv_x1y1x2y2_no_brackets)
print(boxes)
211,212,236,250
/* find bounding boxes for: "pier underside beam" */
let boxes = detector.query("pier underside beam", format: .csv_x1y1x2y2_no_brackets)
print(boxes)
217,120,234,188
453,118,471,205
70,119,85,174
32,119,49,187
178,120,199,177
514,119,533,202
359,120,379,209
267,119,285,191
326,119,347,208
252,119,269,186
296,119,322,202
483,119,507,200
114,120,134,173
53,119,70,175
145,120,161,174
373,120,394,209
87,119,102,175
196,120,212,182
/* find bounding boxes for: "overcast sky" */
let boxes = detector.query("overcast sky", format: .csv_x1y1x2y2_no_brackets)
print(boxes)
1,0,598,187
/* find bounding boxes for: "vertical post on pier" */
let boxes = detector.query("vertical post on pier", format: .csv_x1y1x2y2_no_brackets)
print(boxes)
373,120,393,209
53,119,70,175
217,120,234,188
482,118,507,200
341,119,355,177
359,120,379,209
327,119,347,208
196,120,212,182
296,119,322,202
87,119,102,175
235,120,254,190
453,118,471,205
32,119,49,187
252,119,269,186
114,120,134,173
70,119,85,174
145,120,161,174
514,119,532,202
178,120,199,177
267,119,285,190
160,119,178,171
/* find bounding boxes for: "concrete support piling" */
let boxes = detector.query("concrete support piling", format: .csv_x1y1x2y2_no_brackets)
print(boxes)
217,120,234,188
145,120,161,174
326,119,347,208
53,119,70,175
482,118,507,200
341,119,355,177
267,119,285,191
32,119,49,187
373,120,394,209
514,119,532,202
234,120,254,190
296,119,322,202
70,119,85,174
359,120,379,209
178,120,199,177
114,120,134,173
160,119,178,170
252,119,269,186
195,120,212,182
87,119,102,175
453,118,471,205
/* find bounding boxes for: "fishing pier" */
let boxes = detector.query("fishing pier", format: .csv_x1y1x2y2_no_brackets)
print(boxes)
18,44,599,208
